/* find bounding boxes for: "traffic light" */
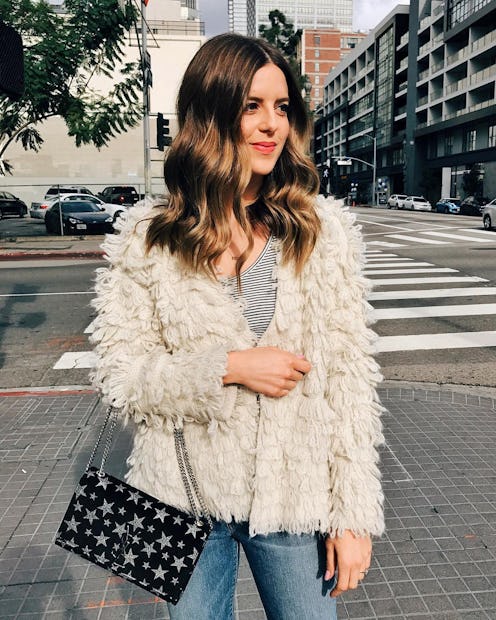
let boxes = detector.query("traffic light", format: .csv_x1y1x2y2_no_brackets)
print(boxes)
156,113,172,151
0,22,24,99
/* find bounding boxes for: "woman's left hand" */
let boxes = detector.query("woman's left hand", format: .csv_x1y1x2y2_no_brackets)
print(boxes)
324,530,372,598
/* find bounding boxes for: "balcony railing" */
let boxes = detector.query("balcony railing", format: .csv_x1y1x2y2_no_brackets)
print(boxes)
469,100,494,113
395,105,407,116
444,109,467,120
430,88,443,101
431,61,445,74
399,32,409,46
418,68,430,81
446,47,468,65
418,95,429,106
433,3,444,17
445,77,467,95
419,41,432,56
398,58,409,71
470,66,495,86
419,15,431,31
472,30,496,53
397,80,408,92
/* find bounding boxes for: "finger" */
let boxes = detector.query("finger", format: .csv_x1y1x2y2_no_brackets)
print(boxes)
331,567,350,598
324,537,335,580
293,358,312,374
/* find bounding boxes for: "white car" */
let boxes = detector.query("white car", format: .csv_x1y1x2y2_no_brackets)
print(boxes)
30,193,126,222
482,198,496,230
387,194,407,209
403,196,432,211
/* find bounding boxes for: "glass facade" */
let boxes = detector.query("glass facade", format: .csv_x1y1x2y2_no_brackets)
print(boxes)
374,26,394,148
447,0,493,28
228,0,256,35
256,0,353,33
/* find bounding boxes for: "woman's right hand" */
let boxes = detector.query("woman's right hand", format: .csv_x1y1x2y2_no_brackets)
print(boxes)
223,347,312,397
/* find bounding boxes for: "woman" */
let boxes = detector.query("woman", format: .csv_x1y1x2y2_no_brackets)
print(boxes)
90,33,384,620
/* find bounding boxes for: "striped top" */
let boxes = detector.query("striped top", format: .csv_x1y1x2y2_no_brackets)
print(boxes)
225,236,277,340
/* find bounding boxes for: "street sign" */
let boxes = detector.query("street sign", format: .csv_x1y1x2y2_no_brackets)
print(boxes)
337,159,352,166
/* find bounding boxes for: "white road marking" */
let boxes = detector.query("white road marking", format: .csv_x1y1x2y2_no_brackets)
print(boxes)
421,231,495,243
372,276,487,286
386,234,450,244
367,241,404,248
364,262,433,269
365,253,399,258
0,291,92,298
376,331,496,352
366,257,413,263
357,219,413,231
53,351,97,370
459,228,496,237
373,303,496,320
369,287,496,301
366,267,457,275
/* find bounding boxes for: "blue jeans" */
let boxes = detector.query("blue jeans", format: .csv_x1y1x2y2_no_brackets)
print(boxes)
168,520,338,620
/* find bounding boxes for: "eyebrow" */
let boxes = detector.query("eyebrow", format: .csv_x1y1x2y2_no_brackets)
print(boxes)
246,96,290,103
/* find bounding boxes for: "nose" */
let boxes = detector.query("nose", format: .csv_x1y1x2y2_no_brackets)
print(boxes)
258,106,277,133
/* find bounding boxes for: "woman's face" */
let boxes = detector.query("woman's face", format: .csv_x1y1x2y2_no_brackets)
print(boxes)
241,63,290,196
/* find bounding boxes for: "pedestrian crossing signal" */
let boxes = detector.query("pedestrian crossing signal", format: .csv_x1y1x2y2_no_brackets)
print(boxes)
156,113,171,151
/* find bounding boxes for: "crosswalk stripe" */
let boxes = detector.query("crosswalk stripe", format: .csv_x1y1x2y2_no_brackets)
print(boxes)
421,231,495,243
367,241,404,247
366,267,457,275
53,351,97,370
371,276,487,286
376,331,496,352
459,228,496,237
373,303,496,320
365,254,400,259
364,261,431,268
386,234,450,244
369,287,496,301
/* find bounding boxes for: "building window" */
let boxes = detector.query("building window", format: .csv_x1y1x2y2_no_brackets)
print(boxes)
315,75,320,85
315,88,320,98
463,129,477,151
445,134,453,155
314,35,320,46
315,49,320,58
489,125,496,148
315,62,320,71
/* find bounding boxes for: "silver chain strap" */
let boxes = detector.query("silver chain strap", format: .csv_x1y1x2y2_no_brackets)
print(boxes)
86,404,212,525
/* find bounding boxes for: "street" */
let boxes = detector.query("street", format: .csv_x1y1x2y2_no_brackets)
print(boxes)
0,207,495,389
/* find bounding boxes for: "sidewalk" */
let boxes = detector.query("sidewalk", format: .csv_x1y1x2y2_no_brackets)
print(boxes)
1,383,495,619
0,236,105,261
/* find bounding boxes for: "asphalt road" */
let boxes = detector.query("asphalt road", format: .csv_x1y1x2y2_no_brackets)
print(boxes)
0,206,495,389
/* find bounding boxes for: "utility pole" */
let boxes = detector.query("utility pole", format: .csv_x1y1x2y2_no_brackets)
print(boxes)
141,0,151,197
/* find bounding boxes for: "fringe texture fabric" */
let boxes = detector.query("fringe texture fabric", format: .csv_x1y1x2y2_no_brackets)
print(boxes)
89,196,385,538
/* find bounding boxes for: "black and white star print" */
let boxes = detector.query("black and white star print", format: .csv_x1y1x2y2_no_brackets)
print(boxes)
55,467,212,604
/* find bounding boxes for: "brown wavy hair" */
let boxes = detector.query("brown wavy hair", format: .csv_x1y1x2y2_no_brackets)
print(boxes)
145,33,320,277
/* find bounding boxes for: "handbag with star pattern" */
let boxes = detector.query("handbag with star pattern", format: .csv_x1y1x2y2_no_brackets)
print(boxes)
54,406,213,604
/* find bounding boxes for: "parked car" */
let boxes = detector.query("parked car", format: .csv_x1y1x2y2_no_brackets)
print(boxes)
482,198,496,230
387,194,407,209
98,186,139,205
31,193,125,222
45,200,114,235
459,196,489,217
0,191,28,218
44,185,94,199
403,196,432,211
435,198,461,214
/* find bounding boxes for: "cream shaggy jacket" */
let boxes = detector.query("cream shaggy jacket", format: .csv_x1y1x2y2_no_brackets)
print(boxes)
90,197,385,538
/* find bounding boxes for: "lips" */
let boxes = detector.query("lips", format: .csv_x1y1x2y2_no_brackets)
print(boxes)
251,142,276,154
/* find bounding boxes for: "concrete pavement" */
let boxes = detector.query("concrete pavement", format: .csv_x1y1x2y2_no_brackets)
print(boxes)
0,383,496,619
0,235,105,261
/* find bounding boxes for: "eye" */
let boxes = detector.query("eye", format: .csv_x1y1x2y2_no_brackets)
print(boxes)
277,103,290,115
244,101,259,112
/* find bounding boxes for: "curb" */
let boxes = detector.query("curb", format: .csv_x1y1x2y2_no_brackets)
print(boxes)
0,250,104,261
0,385,95,397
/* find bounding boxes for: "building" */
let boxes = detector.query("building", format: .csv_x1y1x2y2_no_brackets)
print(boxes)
229,0,353,37
298,28,366,110
1,1,205,206
315,0,496,204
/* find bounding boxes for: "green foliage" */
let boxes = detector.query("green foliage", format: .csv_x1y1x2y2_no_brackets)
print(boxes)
258,9,309,97
0,0,143,173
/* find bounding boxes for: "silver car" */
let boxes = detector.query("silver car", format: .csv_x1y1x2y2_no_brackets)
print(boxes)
30,193,125,222
403,196,432,211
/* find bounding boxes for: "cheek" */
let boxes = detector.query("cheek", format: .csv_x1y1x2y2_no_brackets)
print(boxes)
240,118,253,142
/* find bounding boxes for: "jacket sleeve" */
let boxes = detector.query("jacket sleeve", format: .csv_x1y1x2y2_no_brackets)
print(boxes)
318,199,385,538
89,207,232,429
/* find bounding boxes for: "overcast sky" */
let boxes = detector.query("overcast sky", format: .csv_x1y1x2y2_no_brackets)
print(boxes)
200,0,410,36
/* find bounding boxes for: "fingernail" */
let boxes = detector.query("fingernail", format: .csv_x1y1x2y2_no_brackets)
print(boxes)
324,570,331,581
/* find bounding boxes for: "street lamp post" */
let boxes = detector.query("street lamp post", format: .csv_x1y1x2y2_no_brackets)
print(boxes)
361,132,377,207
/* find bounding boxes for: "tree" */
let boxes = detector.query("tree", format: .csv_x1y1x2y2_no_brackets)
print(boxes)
259,10,309,96
0,0,143,174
